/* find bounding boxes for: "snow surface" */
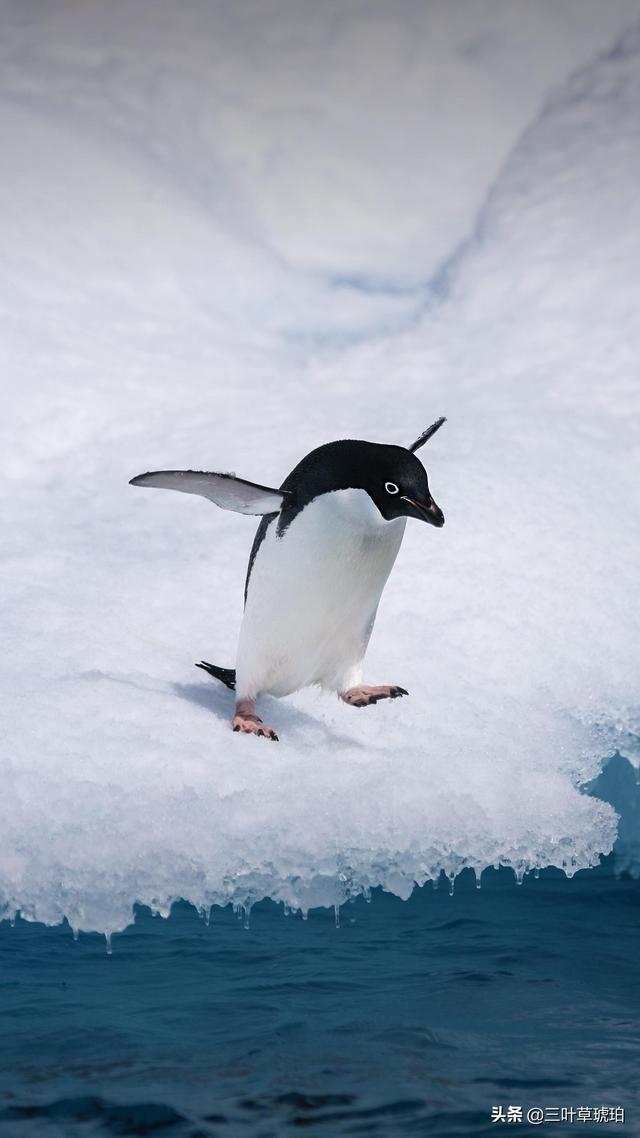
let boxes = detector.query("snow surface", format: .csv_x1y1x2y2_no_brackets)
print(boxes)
1,1,639,933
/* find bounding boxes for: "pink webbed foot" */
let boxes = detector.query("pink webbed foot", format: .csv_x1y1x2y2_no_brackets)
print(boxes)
232,699,279,741
340,685,409,708
232,713,279,741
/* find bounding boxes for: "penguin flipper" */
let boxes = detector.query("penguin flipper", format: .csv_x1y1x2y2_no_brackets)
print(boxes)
195,661,236,690
129,470,288,515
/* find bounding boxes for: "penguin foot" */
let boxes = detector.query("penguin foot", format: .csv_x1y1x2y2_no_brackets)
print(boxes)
341,685,408,708
232,712,279,741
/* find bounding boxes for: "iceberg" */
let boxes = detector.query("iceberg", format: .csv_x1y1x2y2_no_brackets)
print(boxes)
1,4,639,933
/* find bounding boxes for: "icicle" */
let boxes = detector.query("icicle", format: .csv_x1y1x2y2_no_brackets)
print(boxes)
105,931,113,956
334,904,340,929
448,875,455,897
243,905,251,930
515,868,525,885
72,927,79,942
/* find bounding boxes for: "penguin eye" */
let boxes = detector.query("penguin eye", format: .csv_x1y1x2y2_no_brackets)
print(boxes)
385,481,400,495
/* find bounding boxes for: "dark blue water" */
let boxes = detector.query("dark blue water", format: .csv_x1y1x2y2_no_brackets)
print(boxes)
1,860,639,1138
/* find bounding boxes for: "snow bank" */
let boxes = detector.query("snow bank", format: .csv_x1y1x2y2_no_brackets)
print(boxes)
1,3,639,932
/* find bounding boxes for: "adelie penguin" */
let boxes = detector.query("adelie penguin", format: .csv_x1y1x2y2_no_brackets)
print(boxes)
130,417,446,741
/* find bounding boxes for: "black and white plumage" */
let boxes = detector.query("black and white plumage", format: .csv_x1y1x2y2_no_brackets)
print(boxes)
130,418,446,741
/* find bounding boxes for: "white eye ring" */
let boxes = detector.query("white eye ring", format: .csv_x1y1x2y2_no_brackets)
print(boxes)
385,481,399,495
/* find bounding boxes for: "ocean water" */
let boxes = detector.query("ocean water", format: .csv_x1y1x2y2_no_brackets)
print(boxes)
1,858,638,1138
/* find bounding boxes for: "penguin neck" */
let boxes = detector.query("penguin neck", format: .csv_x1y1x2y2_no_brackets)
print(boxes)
303,487,402,537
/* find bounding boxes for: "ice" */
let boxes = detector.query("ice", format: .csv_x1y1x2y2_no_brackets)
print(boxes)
1,3,639,933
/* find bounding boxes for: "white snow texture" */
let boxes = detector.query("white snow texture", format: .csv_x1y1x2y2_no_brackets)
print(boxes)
1,1,639,933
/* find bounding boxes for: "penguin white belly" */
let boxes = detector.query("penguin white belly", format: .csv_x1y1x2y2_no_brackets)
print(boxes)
235,489,406,699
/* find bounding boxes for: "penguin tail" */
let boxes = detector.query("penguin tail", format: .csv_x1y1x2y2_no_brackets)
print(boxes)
195,660,236,691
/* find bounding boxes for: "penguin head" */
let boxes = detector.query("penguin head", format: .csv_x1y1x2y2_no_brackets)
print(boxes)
364,445,445,527
283,437,445,528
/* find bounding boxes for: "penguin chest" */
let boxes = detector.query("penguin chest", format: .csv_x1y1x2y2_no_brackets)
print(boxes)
236,489,406,697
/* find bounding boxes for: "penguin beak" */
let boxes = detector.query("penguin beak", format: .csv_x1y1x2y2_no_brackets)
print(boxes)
401,495,445,527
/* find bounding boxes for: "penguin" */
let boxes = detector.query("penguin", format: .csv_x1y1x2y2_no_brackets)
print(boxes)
130,417,446,741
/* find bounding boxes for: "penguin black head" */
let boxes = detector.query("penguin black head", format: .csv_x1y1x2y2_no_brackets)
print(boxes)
281,419,446,529
363,443,445,527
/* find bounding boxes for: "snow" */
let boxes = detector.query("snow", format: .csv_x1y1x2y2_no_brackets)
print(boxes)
1,1,639,933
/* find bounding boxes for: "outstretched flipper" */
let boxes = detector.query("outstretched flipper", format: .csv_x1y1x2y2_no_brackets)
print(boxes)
196,661,236,691
129,470,289,516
